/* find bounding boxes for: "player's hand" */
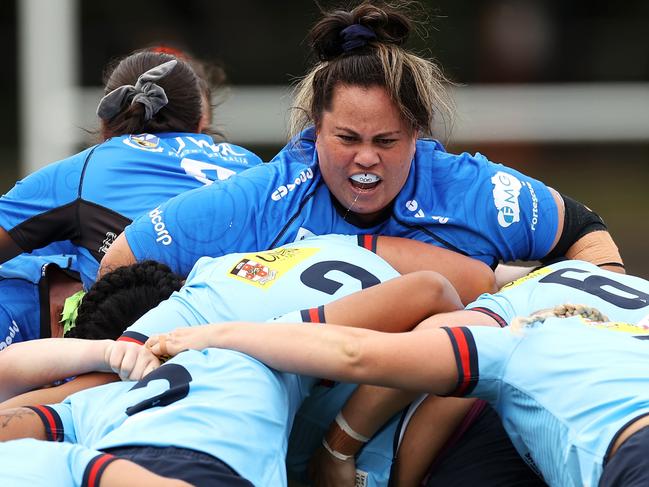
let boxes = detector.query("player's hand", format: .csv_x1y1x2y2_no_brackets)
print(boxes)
103,340,161,381
145,325,217,358
309,445,357,487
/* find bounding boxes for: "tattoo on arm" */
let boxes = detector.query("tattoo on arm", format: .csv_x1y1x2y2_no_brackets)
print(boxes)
0,408,37,429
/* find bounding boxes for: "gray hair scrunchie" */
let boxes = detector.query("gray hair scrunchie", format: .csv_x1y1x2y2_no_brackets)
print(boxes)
96,59,178,121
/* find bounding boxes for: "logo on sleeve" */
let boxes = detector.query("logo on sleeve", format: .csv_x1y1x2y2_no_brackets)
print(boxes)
149,207,172,245
0,320,20,350
491,171,522,228
271,168,314,201
99,232,118,254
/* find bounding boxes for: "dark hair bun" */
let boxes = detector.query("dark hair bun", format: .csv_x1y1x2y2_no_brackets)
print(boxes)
310,2,412,61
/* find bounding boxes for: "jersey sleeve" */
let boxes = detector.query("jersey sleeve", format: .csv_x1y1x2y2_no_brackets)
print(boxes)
470,155,559,262
465,293,514,328
0,438,115,487
269,305,326,324
123,161,307,277
441,325,518,405
0,150,88,252
25,403,76,443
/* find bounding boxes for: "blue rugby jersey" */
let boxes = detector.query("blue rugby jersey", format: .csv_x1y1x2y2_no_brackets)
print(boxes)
124,127,557,277
0,253,78,348
467,260,649,329
445,318,649,487
0,133,261,287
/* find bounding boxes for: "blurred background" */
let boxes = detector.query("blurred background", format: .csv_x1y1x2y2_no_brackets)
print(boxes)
2,0,648,275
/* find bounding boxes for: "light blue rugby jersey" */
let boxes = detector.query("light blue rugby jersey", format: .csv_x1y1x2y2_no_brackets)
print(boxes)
467,260,649,328
119,234,398,344
0,253,78,347
0,133,261,288
47,234,400,486
275,309,401,487
44,348,294,487
444,318,649,487
0,438,113,487
124,127,558,278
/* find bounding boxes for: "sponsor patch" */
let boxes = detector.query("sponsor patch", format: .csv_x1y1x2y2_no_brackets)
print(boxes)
148,207,172,246
99,232,117,254
525,181,539,231
589,320,649,336
228,247,319,289
405,199,418,211
123,134,163,152
271,168,314,201
181,158,236,185
501,266,552,290
491,171,522,228
0,320,20,350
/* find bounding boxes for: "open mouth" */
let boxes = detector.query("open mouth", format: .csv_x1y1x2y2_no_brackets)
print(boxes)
349,173,382,190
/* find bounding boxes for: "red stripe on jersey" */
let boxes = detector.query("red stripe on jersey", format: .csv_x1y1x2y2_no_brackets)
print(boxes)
117,336,144,345
469,307,508,328
87,455,114,487
33,405,57,440
362,234,374,251
450,327,473,396
308,307,321,323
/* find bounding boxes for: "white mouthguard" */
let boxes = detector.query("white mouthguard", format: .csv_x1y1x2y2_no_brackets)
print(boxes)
350,173,381,184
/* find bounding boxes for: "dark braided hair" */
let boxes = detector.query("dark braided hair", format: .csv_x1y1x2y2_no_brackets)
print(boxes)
66,261,183,340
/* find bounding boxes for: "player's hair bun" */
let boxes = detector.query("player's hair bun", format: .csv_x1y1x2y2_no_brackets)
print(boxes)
309,1,412,61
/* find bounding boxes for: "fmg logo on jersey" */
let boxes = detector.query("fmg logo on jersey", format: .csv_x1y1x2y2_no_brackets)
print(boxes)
491,171,522,228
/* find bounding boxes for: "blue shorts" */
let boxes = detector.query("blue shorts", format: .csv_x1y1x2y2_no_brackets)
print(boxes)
600,425,649,487
103,445,254,487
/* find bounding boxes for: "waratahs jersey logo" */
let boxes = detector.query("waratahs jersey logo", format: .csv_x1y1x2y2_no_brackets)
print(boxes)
230,259,277,285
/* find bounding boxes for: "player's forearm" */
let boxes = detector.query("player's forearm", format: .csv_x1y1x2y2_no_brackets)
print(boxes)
0,338,110,400
214,322,457,393
0,372,118,409
323,271,464,332
376,237,497,304
214,322,372,382
325,385,419,457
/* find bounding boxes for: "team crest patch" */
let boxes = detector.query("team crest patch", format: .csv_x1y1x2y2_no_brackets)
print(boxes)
227,247,320,289
123,134,163,152
230,259,277,285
